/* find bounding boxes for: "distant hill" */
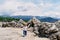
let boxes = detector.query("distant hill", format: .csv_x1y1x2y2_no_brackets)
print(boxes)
11,15,58,22
11,16,33,22
39,17,58,23
0,16,19,22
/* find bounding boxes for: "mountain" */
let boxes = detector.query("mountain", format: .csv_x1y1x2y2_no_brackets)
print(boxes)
0,15,59,22
0,16,19,22
11,15,58,22
40,17,58,23
11,15,33,22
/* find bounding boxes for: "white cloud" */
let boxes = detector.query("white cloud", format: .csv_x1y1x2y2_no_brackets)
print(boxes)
0,0,60,18
44,11,60,18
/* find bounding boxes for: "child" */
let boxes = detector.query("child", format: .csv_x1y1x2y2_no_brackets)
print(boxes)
23,24,28,37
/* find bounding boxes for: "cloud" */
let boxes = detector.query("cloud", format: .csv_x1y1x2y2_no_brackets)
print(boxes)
0,0,60,18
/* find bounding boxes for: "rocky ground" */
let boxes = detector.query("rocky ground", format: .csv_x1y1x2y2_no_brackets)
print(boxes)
0,27,50,40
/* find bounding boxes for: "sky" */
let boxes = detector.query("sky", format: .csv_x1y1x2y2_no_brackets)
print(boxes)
0,0,60,18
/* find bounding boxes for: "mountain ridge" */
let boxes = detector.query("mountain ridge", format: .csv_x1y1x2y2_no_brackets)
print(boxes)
11,15,59,22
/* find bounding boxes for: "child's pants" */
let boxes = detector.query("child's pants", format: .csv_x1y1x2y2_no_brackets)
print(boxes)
23,30,27,37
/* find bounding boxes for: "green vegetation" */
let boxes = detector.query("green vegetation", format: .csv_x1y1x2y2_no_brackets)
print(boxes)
0,16,19,22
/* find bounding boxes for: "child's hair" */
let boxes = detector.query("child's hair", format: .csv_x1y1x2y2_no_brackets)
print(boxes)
24,23,27,26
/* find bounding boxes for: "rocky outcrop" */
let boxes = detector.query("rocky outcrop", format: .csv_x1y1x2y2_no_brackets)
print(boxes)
55,20,60,31
33,22,60,40
27,19,60,40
